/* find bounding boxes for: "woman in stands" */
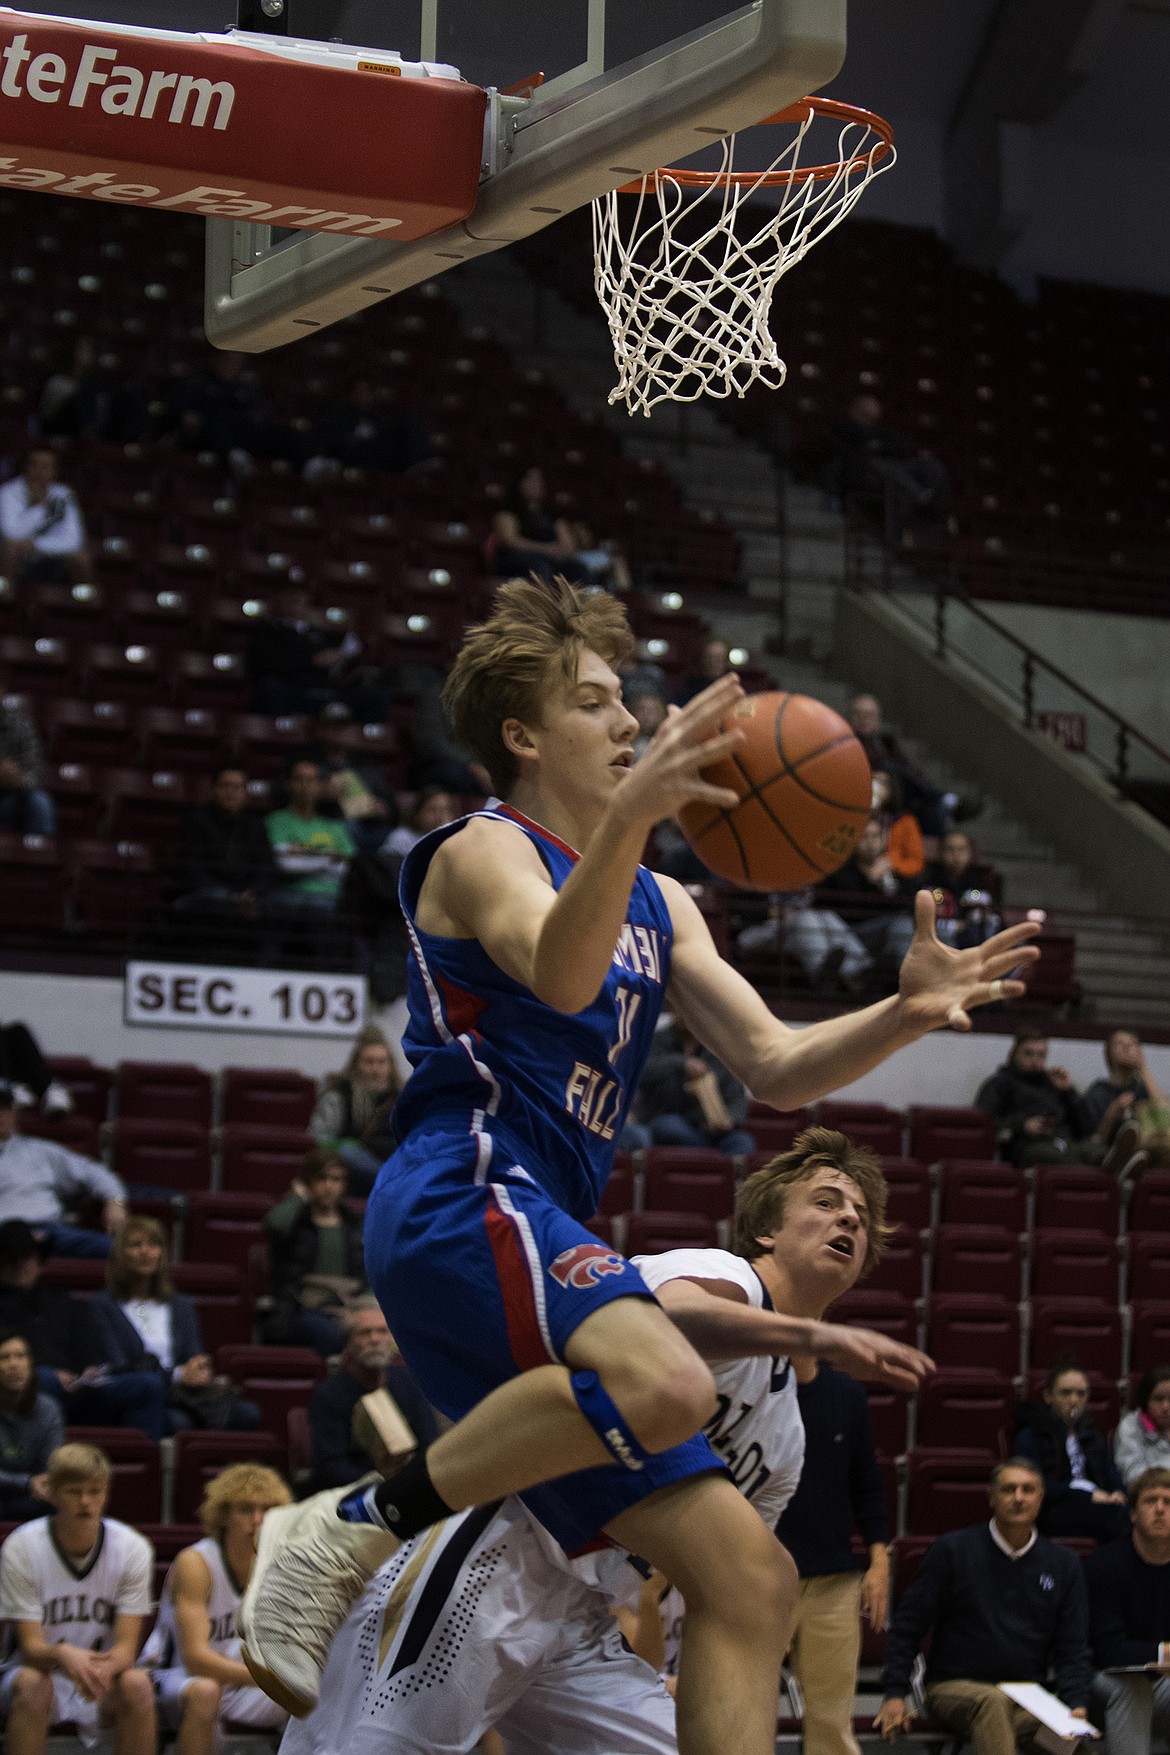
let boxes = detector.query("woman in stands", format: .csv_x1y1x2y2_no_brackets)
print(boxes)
262,1150,367,1357
1115,1364,1170,1486
309,1026,402,1197
92,1218,261,1433
490,464,584,583
0,1331,63,1522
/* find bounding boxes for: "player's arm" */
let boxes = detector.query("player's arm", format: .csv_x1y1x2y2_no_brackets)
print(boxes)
423,675,746,1014
14,1620,110,1698
99,1613,144,1678
653,1277,932,1393
169,1549,252,1688
661,880,1040,1109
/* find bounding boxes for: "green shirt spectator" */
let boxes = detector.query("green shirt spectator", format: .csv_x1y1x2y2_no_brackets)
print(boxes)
267,759,355,903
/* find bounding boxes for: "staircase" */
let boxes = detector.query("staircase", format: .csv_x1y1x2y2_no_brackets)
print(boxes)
443,250,1170,1029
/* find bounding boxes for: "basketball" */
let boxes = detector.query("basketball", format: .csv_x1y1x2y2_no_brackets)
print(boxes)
677,692,873,893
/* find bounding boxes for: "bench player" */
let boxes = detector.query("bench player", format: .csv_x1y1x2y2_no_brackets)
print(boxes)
0,1443,155,1755
143,1464,293,1755
243,579,1038,1755
278,1129,900,1755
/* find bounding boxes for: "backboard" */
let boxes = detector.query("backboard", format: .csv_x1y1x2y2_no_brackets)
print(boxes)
205,0,847,351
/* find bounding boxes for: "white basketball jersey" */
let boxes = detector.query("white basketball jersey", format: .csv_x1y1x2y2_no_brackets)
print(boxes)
142,1537,245,1672
0,1516,153,1656
632,1247,805,1526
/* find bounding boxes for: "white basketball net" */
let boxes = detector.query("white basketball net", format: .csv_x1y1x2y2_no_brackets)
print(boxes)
592,101,895,417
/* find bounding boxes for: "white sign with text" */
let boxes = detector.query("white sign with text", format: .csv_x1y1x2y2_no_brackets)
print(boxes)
124,961,367,1037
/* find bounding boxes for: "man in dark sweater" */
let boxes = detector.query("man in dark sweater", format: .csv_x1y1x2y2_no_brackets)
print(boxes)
876,1457,1091,1754
776,1363,889,1755
975,1029,1135,1174
1084,1467,1170,1752
307,1298,438,1491
171,765,279,944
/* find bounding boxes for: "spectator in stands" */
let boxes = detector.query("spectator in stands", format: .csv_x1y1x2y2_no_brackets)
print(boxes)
675,636,736,706
776,1361,890,1755
0,696,56,836
490,465,583,583
0,1331,63,1523
1114,1367,1170,1487
143,1463,292,1754
304,377,431,478
975,1030,1143,1177
630,689,668,759
0,1442,155,1755
380,786,458,858
621,1019,754,1156
0,1220,167,1439
875,1456,1091,1750
0,447,91,584
0,1083,124,1258
266,759,355,917
245,583,384,721
565,518,633,591
309,1026,401,1198
307,1297,438,1491
1083,1467,1170,1755
262,1149,367,1357
1015,1360,1129,1543
0,1022,71,1117
1083,1030,1170,1171
91,1218,260,1435
849,694,980,837
36,336,114,440
398,673,491,796
171,765,279,944
923,831,1003,949
306,702,397,852
162,350,273,468
825,393,953,546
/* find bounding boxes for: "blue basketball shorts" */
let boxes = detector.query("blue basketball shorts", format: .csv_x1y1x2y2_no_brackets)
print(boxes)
363,1120,723,1552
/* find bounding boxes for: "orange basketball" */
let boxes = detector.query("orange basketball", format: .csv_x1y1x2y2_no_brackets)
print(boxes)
677,691,872,892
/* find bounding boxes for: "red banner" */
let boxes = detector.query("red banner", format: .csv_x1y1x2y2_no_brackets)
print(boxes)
0,9,486,239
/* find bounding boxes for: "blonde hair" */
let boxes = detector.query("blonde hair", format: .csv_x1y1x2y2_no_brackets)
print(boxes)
48,1443,112,1489
732,1127,892,1277
442,577,635,795
199,1464,292,1539
105,1215,173,1302
338,1025,400,1132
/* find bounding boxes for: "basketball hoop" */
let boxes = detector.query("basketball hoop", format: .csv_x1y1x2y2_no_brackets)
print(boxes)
592,97,895,417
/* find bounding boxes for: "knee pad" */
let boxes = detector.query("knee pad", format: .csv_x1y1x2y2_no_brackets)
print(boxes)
570,1369,649,1472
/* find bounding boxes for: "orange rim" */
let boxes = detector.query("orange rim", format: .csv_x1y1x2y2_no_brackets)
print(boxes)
616,97,894,194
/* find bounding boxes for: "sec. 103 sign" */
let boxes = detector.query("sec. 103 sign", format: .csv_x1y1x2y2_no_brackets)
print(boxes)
125,961,367,1036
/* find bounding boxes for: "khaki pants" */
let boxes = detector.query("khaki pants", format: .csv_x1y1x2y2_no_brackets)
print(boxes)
926,1680,1042,1755
788,1573,863,1755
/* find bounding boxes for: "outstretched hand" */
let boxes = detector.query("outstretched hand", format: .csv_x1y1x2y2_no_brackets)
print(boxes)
898,891,1041,1033
815,1322,934,1394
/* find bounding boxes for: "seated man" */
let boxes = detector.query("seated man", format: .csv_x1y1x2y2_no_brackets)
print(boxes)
848,693,978,836
0,1085,125,1258
144,1464,292,1755
1082,1029,1170,1172
0,698,55,837
922,831,1003,950
171,764,279,943
1084,1467,1170,1755
621,1017,755,1157
266,759,355,916
0,1441,155,1755
1015,1361,1129,1544
0,447,91,584
0,1220,167,1439
976,1029,1142,1178
308,1299,439,1492
875,1457,1091,1753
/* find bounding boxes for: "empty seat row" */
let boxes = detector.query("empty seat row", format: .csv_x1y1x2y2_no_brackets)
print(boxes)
41,1057,317,1128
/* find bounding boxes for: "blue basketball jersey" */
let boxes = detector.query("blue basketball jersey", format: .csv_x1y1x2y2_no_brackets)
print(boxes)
393,803,672,1218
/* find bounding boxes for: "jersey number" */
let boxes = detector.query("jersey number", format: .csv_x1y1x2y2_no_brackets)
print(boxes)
609,985,642,1067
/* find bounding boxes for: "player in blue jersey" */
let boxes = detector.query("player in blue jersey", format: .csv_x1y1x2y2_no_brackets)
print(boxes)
242,579,1039,1755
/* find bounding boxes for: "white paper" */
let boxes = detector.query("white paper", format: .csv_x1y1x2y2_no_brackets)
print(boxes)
999,1684,1099,1739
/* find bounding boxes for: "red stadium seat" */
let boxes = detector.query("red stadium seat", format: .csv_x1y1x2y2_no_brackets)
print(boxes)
42,1258,106,1292
137,706,224,771
906,1450,1001,1534
866,1225,924,1299
826,1290,917,1348
915,1370,1014,1453
185,1192,271,1271
908,1107,998,1164
47,699,135,765
287,1406,312,1485
643,1158,735,1220
63,1427,161,1522
0,832,68,933
1130,1303,1170,1374
1028,1297,1123,1377
18,1113,100,1158
69,838,159,934
597,1160,634,1218
220,1068,319,1130
866,1386,910,1458
109,1119,212,1191
215,1345,326,1440
624,1212,718,1254
44,1056,113,1123
926,1296,1021,1375
891,1535,934,1603
585,1215,615,1244
1033,1166,1119,1235
219,1125,313,1195
101,768,191,843
138,1524,203,1566
932,1225,1023,1300
117,1061,213,1127
937,1162,1027,1231
880,1160,932,1229
818,1102,905,1156
1030,1230,1120,1303
172,1263,250,1352
1128,1234,1170,1303
746,1114,811,1154
172,1431,285,1523
1130,1174,1170,1236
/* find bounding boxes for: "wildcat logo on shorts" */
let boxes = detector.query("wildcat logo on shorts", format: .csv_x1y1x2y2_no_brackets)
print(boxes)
549,1244,627,1290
